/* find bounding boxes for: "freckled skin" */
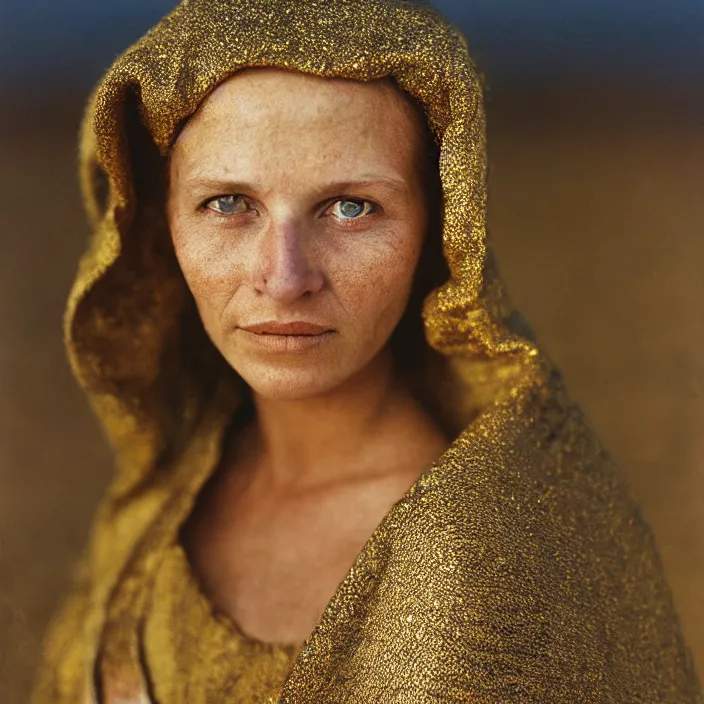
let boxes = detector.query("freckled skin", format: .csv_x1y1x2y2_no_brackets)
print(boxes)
168,69,449,644
167,68,427,399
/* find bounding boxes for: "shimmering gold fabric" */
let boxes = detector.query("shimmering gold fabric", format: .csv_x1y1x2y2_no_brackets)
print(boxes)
32,0,702,702
93,406,304,704
144,545,302,703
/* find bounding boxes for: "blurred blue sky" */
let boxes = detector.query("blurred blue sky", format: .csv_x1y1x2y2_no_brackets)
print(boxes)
1,0,703,89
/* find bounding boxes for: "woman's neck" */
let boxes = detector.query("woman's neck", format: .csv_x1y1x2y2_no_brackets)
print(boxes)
240,346,446,492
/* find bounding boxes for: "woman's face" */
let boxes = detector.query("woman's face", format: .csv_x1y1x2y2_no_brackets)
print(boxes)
167,68,429,400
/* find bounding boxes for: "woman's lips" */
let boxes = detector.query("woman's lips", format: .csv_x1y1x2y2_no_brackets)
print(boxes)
237,321,335,352
240,321,331,335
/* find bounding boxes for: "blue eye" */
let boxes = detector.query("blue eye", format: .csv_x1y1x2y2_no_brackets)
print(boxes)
205,195,249,215
331,200,375,220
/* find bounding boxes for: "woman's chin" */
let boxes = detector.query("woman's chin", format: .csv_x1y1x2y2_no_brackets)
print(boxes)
218,337,391,402
233,363,353,401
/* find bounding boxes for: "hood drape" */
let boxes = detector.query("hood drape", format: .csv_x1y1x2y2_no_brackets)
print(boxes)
68,0,541,499
34,0,701,701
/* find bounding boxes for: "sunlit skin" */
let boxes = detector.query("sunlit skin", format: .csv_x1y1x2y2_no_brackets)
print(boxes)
168,70,428,401
168,69,448,644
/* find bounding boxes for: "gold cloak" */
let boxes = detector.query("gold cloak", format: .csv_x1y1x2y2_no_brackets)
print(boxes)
32,0,702,701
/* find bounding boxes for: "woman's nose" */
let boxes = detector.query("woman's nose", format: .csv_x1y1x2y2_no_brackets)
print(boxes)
253,219,324,302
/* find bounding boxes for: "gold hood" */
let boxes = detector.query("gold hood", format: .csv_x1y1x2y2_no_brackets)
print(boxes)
35,0,701,701
67,0,537,499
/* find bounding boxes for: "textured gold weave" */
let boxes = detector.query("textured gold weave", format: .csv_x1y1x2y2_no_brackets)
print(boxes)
143,545,302,703
31,0,701,701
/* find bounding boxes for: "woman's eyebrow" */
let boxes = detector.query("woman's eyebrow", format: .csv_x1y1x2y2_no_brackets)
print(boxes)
324,176,409,196
183,177,260,195
182,175,409,196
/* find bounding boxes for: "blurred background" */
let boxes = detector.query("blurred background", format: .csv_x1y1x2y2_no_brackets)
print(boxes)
1,0,703,699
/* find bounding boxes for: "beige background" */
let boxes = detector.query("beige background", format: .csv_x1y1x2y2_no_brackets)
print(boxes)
1,84,702,699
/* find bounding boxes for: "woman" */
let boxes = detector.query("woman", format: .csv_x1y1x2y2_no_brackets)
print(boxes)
32,0,701,702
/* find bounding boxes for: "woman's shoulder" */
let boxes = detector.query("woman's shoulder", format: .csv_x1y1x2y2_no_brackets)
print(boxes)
398,394,690,661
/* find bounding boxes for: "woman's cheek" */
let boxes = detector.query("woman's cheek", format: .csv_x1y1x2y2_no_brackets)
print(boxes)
336,235,417,335
178,225,237,281
173,228,242,314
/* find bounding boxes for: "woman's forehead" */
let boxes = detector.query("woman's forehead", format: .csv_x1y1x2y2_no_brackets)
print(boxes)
171,68,426,181
197,67,411,119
